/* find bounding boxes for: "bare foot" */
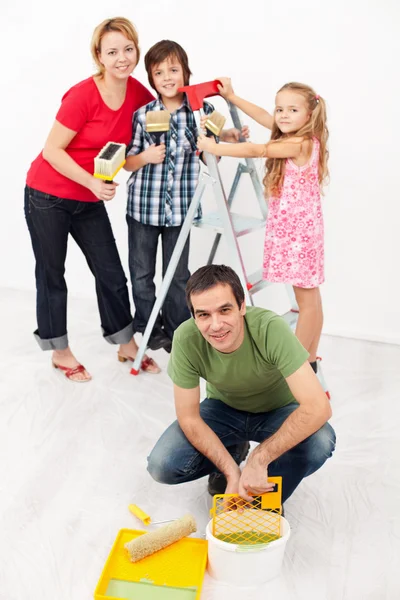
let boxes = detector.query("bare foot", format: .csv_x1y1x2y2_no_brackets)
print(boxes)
52,347,92,382
118,338,161,374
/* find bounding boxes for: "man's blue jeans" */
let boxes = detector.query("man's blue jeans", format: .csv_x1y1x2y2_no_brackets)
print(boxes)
148,399,336,503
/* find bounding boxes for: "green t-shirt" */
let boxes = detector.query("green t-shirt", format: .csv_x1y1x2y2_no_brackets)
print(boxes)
167,306,309,413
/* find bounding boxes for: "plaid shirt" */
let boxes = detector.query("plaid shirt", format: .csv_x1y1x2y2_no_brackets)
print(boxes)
126,96,214,227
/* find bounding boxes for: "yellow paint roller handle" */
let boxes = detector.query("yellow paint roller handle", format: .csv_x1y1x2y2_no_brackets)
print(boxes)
128,504,151,525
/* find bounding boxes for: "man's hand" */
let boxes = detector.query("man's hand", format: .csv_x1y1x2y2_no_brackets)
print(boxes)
222,467,247,511
216,77,235,101
225,467,241,495
238,452,276,500
220,126,250,143
197,134,218,154
143,143,166,164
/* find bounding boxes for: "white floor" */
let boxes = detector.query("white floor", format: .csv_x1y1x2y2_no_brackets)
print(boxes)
1,288,399,600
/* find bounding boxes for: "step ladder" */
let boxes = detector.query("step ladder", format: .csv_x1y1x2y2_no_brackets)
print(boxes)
129,81,330,399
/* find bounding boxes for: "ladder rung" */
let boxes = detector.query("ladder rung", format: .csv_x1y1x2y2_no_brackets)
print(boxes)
281,309,299,329
194,212,265,236
246,269,272,295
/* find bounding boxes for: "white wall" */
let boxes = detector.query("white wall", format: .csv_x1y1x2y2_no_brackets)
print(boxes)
2,0,399,344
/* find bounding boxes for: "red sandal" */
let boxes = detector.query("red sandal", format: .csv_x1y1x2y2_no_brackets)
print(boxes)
117,353,161,374
52,362,92,382
140,356,161,374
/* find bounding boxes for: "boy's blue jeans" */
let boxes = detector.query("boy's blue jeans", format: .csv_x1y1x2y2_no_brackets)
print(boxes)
147,399,336,503
127,215,191,341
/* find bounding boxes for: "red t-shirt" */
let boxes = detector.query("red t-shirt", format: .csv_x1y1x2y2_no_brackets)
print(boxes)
26,76,154,202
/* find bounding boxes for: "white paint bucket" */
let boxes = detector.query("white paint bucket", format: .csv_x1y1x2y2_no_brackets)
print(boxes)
206,511,291,586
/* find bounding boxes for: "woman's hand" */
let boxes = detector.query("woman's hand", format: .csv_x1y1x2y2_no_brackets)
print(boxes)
197,134,218,155
88,177,119,201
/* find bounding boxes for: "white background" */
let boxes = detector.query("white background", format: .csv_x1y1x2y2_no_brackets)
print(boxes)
1,4,400,599
1,0,399,343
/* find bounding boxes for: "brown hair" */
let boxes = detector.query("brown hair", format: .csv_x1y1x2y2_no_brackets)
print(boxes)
185,265,245,316
264,82,329,197
144,40,192,91
90,17,140,77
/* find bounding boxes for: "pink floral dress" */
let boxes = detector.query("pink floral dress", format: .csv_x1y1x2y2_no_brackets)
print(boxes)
262,137,324,288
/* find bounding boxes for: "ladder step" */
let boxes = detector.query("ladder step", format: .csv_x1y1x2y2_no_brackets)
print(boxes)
281,309,299,329
194,212,265,236
246,269,272,295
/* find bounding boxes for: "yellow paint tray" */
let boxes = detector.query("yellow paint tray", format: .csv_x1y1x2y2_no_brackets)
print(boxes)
94,529,207,600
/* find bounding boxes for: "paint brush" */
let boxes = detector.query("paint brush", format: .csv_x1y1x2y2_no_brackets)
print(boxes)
204,110,226,138
93,142,126,183
145,110,171,145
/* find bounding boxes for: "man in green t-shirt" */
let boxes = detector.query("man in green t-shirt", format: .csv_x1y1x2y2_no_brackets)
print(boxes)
147,265,335,503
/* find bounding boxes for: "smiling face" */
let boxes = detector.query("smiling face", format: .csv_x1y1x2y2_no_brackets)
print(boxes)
97,31,138,80
191,283,246,353
274,90,311,134
151,56,185,102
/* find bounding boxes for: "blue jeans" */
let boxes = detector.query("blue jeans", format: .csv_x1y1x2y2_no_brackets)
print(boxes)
24,186,134,350
148,399,336,503
127,215,191,340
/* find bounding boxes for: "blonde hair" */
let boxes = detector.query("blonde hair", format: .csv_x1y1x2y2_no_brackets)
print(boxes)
263,82,329,197
90,17,140,77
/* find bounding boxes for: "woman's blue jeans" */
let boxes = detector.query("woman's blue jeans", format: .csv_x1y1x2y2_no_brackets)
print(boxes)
24,186,134,350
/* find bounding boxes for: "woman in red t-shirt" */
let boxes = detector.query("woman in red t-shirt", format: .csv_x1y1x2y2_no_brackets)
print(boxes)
25,17,160,381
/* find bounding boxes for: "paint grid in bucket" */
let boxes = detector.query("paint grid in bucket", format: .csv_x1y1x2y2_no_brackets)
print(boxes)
211,476,282,545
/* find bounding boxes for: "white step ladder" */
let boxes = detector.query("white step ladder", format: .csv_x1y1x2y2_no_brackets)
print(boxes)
129,90,330,398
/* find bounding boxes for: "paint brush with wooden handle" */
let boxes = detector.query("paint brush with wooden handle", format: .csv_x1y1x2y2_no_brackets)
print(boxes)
145,110,171,146
204,110,226,138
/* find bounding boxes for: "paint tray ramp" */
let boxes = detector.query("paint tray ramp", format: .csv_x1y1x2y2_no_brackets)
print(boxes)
94,529,207,600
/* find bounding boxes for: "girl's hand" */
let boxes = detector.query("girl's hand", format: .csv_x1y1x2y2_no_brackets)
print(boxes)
89,178,119,201
217,77,235,100
143,143,166,164
197,134,218,154
220,125,250,143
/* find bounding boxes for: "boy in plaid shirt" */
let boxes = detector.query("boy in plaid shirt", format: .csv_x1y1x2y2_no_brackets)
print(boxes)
125,40,247,353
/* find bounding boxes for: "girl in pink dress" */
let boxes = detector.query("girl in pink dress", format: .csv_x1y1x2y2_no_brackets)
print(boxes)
197,80,329,373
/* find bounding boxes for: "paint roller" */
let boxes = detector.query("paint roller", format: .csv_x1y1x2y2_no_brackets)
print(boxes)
124,514,197,562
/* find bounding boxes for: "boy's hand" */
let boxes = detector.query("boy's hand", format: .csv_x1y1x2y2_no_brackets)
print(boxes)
220,125,250,143
197,134,218,155
199,115,208,132
143,143,166,164
216,77,235,100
